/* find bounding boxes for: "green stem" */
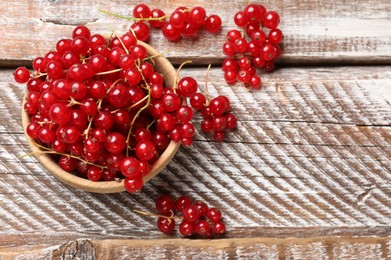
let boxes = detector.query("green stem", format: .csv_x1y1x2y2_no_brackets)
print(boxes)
20,143,107,170
99,9,168,21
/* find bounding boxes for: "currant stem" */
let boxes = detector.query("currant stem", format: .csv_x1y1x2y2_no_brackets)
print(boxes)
173,60,192,90
143,50,170,63
133,209,182,221
20,141,107,170
67,97,82,107
127,94,149,111
95,68,122,76
205,64,212,105
125,62,152,157
114,34,130,54
99,9,167,21
33,72,48,78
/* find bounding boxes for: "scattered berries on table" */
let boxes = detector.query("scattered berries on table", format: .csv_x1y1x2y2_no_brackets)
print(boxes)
101,4,222,42
137,194,227,238
222,3,283,89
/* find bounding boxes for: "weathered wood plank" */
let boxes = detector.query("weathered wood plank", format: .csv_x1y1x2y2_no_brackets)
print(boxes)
0,66,390,247
0,0,390,66
1,237,390,260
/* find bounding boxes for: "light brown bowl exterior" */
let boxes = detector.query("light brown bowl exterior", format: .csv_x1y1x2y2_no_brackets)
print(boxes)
21,41,180,193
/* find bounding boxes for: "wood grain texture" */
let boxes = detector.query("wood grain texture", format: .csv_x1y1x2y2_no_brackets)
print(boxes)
1,66,390,256
0,0,390,66
1,0,391,258
2,237,391,260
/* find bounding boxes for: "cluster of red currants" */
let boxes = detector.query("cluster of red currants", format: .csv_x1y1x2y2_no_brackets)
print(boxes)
222,3,283,89
14,25,203,192
153,195,226,237
190,93,237,142
104,4,222,42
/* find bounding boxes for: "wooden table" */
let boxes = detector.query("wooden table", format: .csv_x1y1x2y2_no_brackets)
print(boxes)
1,0,390,259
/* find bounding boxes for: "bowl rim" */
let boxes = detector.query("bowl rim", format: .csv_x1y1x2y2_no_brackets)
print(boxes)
21,40,180,193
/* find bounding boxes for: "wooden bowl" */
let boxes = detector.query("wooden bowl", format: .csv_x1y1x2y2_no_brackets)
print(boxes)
21,41,180,193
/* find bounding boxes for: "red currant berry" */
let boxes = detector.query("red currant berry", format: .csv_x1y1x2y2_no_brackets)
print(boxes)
62,126,81,144
84,138,101,153
213,130,226,142
157,113,176,132
149,9,166,28
162,92,181,112
223,42,235,56
170,11,186,29
204,14,222,33
189,6,206,26
190,93,206,111
263,11,280,29
124,176,144,192
176,105,194,123
244,4,263,23
177,77,198,98
194,201,208,217
209,96,228,116
133,3,151,19
183,204,200,222
224,70,238,84
59,155,78,172
89,34,106,50
104,132,126,154
179,220,195,236
135,140,156,161
180,122,196,138
238,57,252,70
169,127,182,142
71,36,90,56
238,70,251,83
120,156,141,178
268,28,283,44
156,194,175,215
130,22,150,42
195,220,212,237
222,58,238,72
260,43,277,61
175,195,192,211
234,11,247,27
39,125,56,144
102,169,117,181
32,57,47,72
207,208,222,222
225,113,238,129
249,74,262,90
212,221,226,235
107,82,130,108
157,217,175,234
26,122,40,139
72,25,91,39
226,29,242,42
52,139,68,153
87,166,103,181
106,153,125,173
56,39,72,55
162,23,182,42
49,102,71,126
251,30,266,45
201,119,213,133
234,38,248,53
46,61,63,80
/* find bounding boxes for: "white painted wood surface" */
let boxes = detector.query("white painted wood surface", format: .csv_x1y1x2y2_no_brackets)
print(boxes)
0,0,390,258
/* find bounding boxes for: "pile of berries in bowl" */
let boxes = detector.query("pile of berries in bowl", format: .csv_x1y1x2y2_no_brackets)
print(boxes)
16,26,198,193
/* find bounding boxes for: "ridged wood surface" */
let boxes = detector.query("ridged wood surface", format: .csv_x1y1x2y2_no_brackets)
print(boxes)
0,0,391,258
0,0,390,66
